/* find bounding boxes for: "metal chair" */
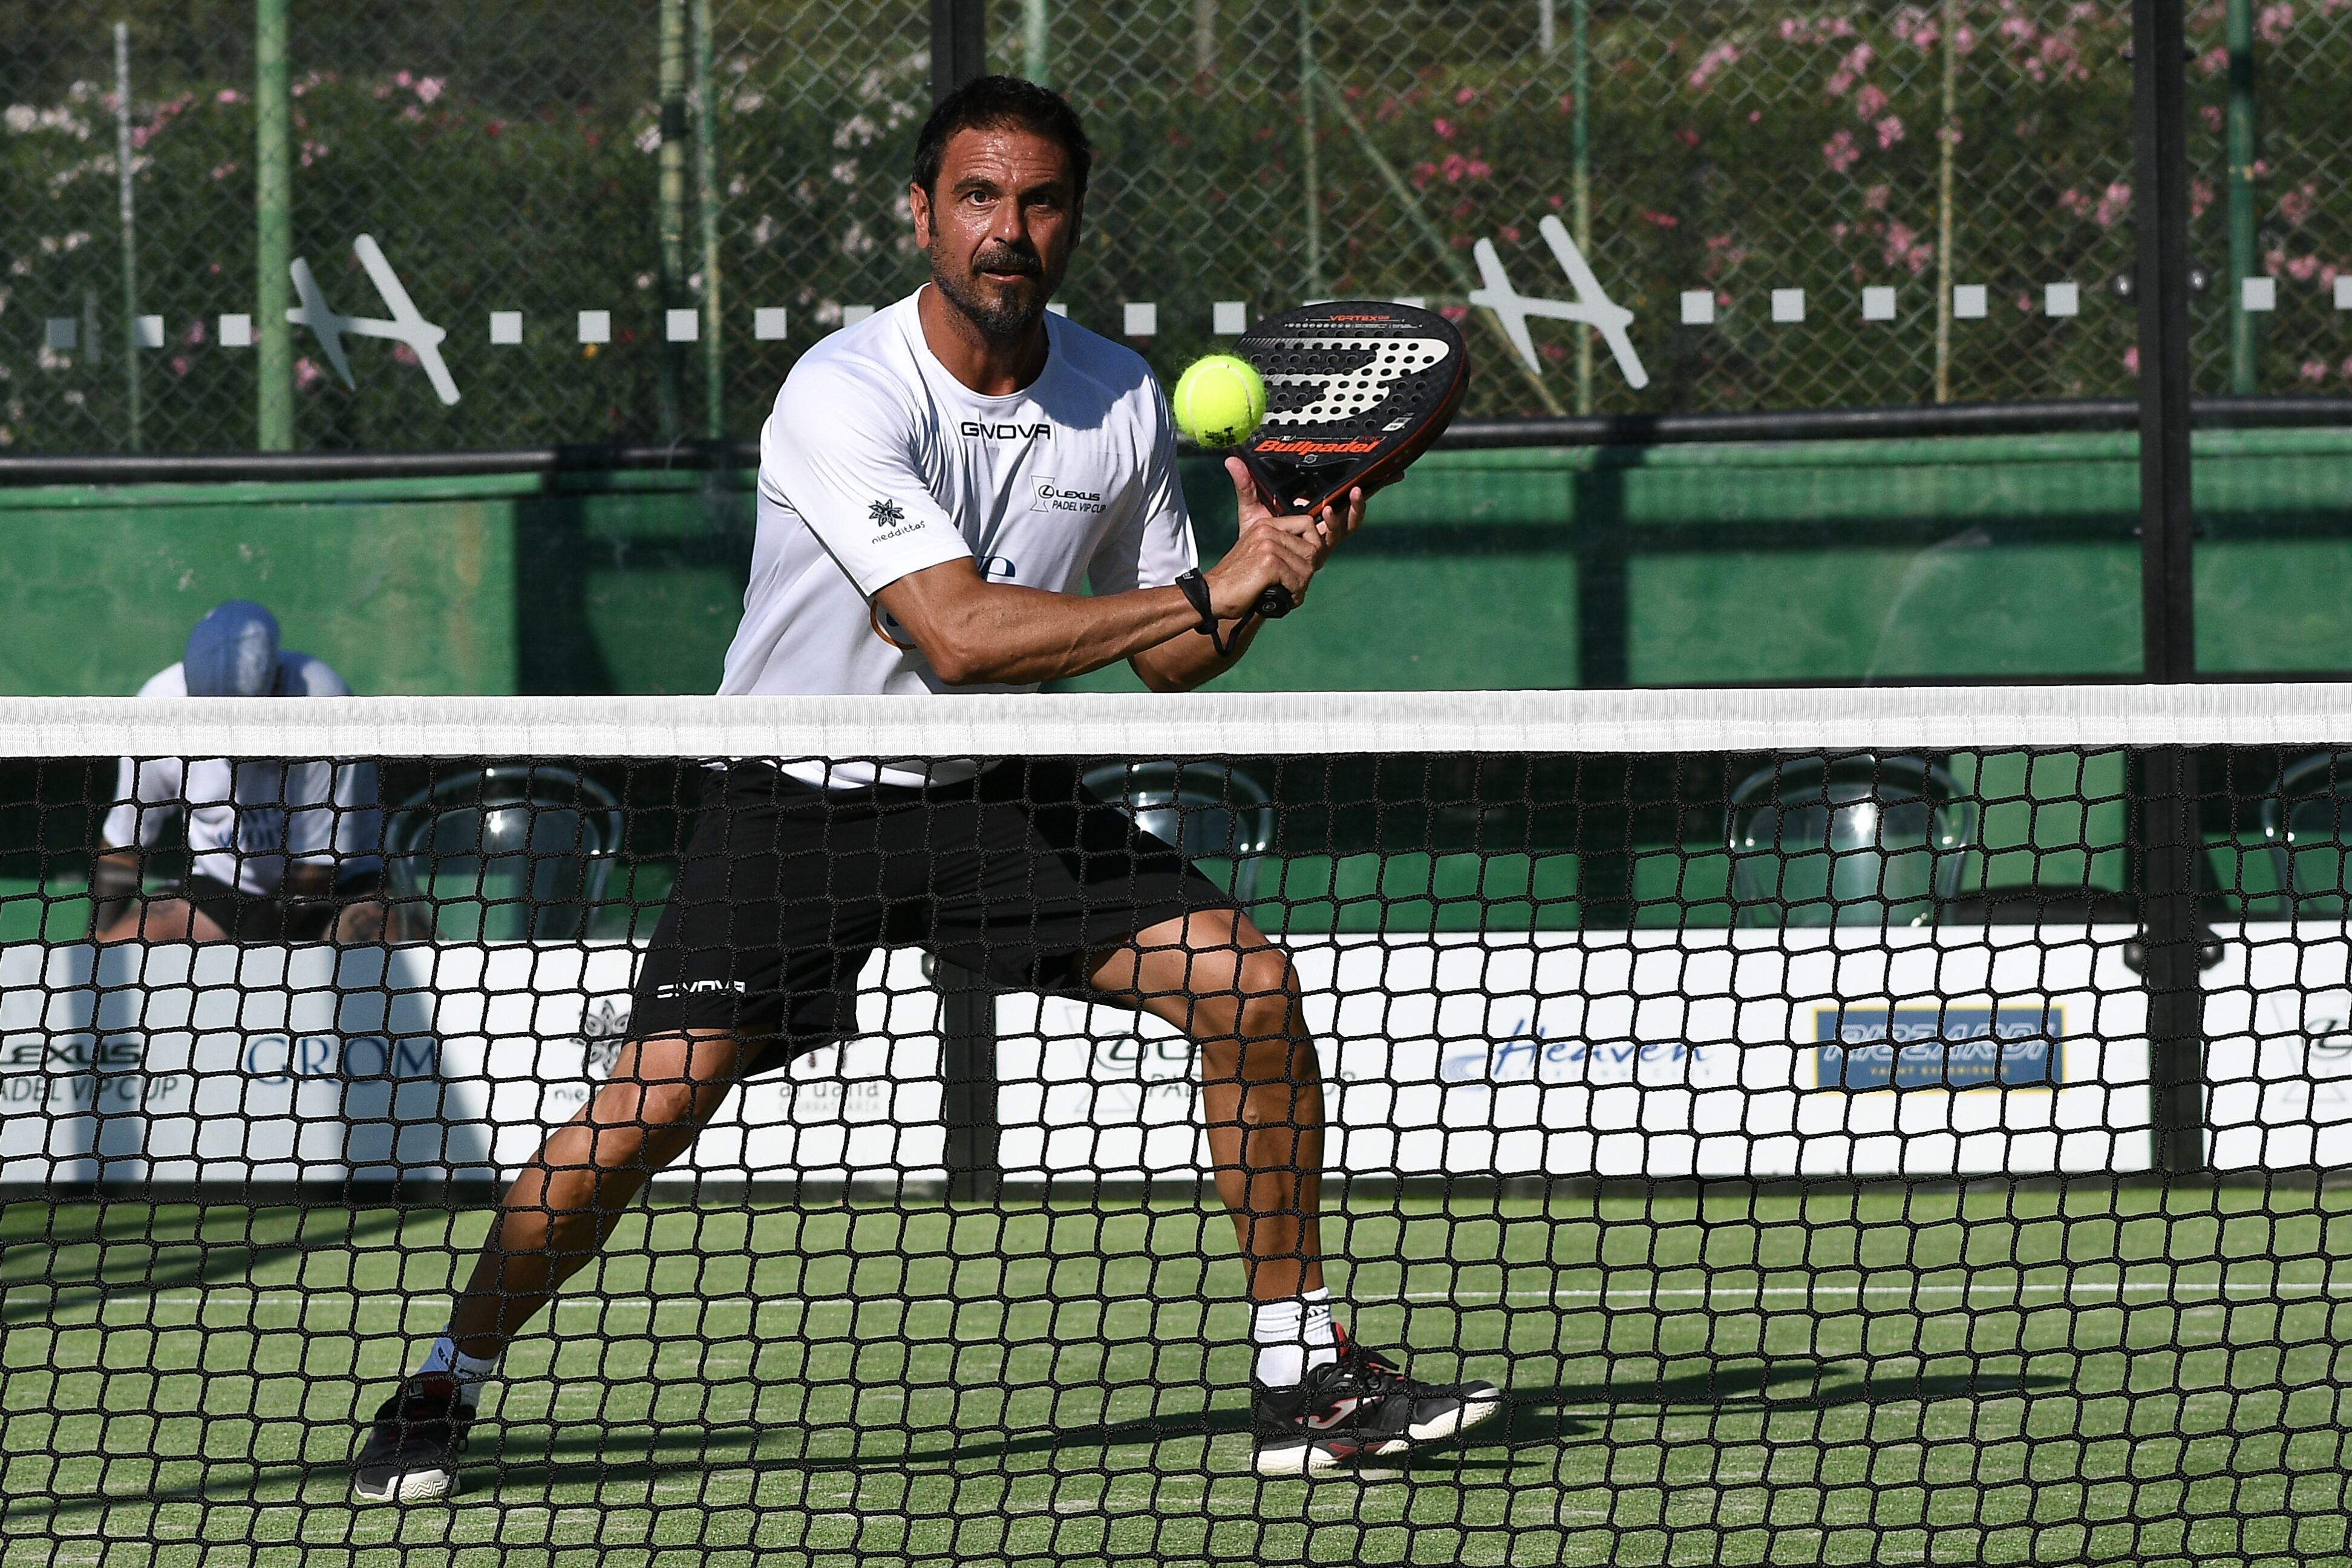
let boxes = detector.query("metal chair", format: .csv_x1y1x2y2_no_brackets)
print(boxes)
385,765,624,941
1079,760,1276,905
1728,754,1975,928
2264,753,2352,915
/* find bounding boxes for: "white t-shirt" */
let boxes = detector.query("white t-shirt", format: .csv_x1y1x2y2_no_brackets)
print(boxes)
721,289,1197,786
100,653,385,896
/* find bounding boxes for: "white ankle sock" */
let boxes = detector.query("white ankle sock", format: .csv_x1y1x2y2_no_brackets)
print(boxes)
417,1334,502,1405
1251,1286,1339,1388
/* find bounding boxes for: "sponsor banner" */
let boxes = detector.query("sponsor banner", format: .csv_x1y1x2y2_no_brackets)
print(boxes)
1002,929,2148,1179
2201,923,2352,1169
1811,1005,2064,1091
39,923,2352,1183
0,942,938,1185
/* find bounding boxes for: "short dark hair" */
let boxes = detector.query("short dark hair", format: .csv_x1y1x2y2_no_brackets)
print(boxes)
911,76,1091,206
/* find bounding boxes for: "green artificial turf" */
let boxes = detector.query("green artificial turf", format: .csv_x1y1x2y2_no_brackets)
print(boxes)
2,1184,2349,1567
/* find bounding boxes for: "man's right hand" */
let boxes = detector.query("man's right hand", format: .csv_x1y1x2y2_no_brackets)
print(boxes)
1202,516,1319,621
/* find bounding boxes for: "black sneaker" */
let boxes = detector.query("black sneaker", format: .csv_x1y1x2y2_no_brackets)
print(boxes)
1252,1330,1503,1476
351,1374,475,1501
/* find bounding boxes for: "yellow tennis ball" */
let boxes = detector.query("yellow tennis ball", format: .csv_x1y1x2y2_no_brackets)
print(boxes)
1172,354,1268,448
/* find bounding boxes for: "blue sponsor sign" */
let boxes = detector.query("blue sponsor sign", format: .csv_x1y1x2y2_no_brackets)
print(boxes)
1812,1005,2062,1091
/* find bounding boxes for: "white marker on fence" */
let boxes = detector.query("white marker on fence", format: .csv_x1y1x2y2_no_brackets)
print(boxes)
1468,215,1648,388
219,314,253,348
1212,301,1247,335
44,319,77,350
2045,282,2080,317
2241,276,2276,312
1861,286,1896,322
578,310,612,344
489,312,523,345
1680,290,1715,325
1771,289,1805,323
287,235,460,404
1953,284,1988,319
133,315,163,348
1393,296,1428,309
1122,302,1157,338
1045,302,1068,317
665,308,699,342
840,305,877,326
753,307,788,341
2338,276,2352,310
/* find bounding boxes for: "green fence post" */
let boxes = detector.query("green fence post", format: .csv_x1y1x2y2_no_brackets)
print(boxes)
1571,0,1591,414
693,0,724,440
112,22,143,452
657,0,689,440
1299,0,1321,302
1022,0,1048,83
2227,0,2258,394
1935,0,1959,404
255,0,293,451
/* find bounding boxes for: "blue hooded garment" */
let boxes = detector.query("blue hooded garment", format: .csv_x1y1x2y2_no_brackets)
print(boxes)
182,601,282,697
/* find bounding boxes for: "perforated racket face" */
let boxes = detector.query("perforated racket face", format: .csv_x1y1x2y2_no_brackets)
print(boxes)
1234,302,1470,516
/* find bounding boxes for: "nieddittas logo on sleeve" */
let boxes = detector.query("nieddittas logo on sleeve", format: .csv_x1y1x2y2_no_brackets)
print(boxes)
867,498,923,543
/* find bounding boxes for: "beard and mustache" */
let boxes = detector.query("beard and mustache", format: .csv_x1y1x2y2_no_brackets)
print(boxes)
932,239,1056,340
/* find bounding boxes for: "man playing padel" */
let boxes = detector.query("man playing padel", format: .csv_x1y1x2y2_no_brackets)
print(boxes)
354,74,1501,1501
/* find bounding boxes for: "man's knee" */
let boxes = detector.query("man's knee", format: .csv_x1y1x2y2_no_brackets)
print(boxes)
1231,944,1302,1039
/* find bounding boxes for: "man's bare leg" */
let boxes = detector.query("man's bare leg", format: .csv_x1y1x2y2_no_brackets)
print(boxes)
1088,907,1325,1302
95,898,229,944
1093,907,1504,1471
442,1028,754,1357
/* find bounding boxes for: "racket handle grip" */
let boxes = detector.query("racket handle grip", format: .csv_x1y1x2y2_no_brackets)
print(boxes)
1255,583,1296,619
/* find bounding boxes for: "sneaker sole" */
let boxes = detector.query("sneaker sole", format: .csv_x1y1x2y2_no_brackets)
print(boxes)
1375,1387,1506,1455
353,1468,460,1503
1252,1440,1359,1478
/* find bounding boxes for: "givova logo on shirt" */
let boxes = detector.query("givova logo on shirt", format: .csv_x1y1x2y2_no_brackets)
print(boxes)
1033,477,1107,515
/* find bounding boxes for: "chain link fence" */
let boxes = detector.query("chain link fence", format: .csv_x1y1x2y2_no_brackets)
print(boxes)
5,1,2350,452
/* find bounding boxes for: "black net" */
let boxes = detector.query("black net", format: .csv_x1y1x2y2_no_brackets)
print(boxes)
2,721,2349,1563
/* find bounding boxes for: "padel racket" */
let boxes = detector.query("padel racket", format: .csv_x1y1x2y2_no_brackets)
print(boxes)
1233,301,1470,618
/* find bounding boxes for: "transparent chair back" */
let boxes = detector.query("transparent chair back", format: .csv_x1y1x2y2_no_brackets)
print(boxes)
2264,753,2352,915
386,765,624,941
1728,755,1975,928
1079,760,1276,906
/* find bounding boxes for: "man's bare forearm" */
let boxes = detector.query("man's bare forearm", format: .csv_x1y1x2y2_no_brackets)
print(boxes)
888,575,1203,686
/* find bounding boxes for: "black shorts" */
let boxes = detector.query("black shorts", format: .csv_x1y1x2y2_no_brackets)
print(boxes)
630,760,1236,1076
180,874,287,942
180,867,386,943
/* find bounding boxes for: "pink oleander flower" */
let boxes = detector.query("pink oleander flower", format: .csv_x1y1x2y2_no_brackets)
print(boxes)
1875,115,1906,148
1687,41,1741,92
1823,128,1860,172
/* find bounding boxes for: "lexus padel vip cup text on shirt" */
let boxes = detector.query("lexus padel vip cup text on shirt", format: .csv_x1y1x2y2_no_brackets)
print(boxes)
102,653,385,895
720,289,1200,788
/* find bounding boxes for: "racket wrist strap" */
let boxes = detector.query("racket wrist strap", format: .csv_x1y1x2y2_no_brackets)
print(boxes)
1175,568,1245,656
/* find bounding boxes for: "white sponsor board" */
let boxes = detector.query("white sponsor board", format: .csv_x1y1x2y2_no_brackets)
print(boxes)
0,942,939,1186
1002,927,2151,1180
2204,923,2352,1169
10,924,2349,1186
